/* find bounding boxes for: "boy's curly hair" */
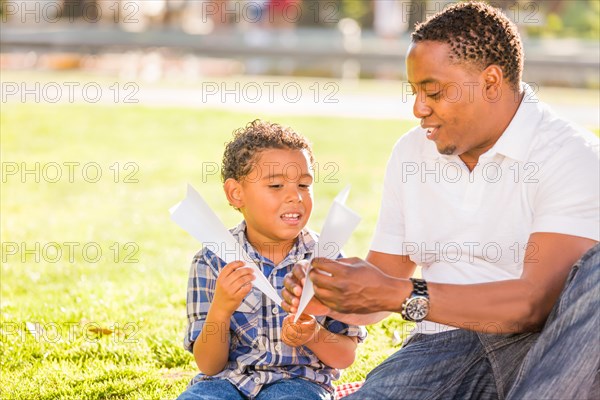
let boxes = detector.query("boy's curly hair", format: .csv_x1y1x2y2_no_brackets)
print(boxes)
412,1,523,91
221,120,314,182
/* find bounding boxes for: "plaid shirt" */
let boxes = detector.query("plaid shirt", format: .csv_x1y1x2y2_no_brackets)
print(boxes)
184,221,367,399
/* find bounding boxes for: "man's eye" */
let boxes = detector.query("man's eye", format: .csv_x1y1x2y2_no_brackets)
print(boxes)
427,92,441,99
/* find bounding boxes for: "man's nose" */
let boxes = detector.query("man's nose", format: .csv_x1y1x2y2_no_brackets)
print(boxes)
413,93,432,119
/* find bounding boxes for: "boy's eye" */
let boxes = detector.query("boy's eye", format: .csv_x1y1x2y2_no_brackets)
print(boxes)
427,92,441,99
299,184,311,189
268,184,283,189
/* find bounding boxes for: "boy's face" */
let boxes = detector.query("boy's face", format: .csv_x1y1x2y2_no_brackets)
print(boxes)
233,148,314,251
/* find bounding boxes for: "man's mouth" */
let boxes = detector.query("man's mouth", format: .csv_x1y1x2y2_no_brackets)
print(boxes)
426,127,439,140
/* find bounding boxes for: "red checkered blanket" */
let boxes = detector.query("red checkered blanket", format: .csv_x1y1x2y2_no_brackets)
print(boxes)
334,381,363,399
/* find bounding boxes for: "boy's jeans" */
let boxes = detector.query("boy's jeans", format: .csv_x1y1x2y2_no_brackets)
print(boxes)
346,243,600,400
177,377,331,400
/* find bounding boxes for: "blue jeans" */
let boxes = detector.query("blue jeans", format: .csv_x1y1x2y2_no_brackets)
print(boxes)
177,377,332,400
346,243,600,400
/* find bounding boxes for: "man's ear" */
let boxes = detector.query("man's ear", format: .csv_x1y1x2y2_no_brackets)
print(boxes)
224,178,244,209
482,65,503,101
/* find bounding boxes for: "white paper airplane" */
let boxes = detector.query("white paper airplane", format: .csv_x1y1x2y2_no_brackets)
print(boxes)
294,185,361,322
170,184,282,304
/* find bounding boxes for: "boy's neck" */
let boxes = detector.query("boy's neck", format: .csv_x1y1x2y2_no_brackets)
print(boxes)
245,231,297,266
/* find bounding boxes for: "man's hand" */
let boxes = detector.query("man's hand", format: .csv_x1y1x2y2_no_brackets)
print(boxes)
281,260,331,316
213,261,255,316
309,257,406,314
281,313,319,347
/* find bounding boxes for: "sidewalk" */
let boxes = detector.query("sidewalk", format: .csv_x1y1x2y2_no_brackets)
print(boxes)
1,72,598,129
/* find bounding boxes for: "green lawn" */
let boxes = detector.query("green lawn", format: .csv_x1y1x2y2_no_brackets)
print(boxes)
1,104,414,399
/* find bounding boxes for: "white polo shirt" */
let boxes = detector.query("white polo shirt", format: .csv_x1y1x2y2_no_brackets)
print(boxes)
371,85,599,334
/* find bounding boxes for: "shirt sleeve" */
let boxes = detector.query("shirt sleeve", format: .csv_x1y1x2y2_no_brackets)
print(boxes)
183,249,223,353
370,139,408,254
531,135,600,241
321,317,368,344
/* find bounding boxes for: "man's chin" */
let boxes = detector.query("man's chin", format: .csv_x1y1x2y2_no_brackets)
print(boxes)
436,144,457,155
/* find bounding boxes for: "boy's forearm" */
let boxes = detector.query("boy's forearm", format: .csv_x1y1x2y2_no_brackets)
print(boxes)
193,305,232,376
305,326,358,369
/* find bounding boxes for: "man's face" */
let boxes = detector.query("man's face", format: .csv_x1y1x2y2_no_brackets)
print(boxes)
237,148,313,251
406,41,499,160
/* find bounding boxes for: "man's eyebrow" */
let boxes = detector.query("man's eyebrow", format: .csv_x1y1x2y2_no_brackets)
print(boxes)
409,78,440,86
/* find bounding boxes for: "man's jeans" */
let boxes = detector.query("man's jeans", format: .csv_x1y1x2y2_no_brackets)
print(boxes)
346,243,600,400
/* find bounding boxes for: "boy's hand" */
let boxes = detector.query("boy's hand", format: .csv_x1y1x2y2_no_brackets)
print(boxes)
281,260,331,316
213,261,256,316
281,313,319,347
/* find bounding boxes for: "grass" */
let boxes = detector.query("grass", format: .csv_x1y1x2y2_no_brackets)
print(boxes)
1,103,415,399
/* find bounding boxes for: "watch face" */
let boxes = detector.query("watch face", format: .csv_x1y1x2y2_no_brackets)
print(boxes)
406,296,429,321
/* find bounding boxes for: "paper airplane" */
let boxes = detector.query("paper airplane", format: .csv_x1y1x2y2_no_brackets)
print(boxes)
169,184,282,304
294,185,361,322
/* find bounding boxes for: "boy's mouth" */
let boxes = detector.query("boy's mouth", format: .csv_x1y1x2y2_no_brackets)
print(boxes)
280,213,302,224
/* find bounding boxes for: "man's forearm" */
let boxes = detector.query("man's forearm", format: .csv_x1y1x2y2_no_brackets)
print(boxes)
324,278,539,332
322,273,546,333
415,234,595,334
425,279,543,333
310,235,594,334
327,310,391,326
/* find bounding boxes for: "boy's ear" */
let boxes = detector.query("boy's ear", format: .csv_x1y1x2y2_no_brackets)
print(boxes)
224,178,244,208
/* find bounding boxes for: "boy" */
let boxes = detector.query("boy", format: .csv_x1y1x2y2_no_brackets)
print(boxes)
178,120,366,400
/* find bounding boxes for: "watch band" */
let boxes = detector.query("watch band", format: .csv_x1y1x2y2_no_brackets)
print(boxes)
410,278,428,296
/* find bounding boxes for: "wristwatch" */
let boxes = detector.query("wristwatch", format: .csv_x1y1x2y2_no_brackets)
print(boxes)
401,278,430,322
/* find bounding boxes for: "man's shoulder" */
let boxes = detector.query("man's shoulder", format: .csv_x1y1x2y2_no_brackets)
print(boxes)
531,107,599,164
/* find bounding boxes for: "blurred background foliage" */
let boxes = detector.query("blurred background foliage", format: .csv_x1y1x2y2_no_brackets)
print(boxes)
1,0,598,38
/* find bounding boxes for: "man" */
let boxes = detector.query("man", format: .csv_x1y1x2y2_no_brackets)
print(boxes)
281,2,599,399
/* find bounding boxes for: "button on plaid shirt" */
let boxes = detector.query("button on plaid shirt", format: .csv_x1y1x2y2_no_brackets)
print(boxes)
184,221,367,399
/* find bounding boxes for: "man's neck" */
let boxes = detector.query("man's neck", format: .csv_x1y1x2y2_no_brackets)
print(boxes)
460,88,525,171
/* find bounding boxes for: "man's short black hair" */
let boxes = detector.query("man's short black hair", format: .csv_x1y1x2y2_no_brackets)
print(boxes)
412,1,524,91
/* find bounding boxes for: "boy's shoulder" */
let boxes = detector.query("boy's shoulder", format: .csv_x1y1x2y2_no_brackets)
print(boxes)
298,226,319,248
296,227,345,260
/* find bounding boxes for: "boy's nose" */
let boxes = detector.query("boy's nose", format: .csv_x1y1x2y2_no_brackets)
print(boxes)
285,187,302,202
